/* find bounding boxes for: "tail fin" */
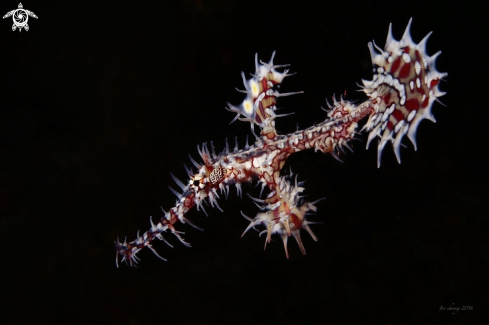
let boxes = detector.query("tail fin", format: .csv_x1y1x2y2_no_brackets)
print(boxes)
361,18,447,167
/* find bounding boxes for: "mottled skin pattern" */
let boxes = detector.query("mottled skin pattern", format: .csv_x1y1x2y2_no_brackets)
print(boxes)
115,19,445,267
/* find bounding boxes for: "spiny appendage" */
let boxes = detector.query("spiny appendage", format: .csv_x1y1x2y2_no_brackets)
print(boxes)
115,153,208,267
359,18,447,167
241,172,323,258
308,93,369,162
115,208,193,267
115,140,245,267
225,51,302,139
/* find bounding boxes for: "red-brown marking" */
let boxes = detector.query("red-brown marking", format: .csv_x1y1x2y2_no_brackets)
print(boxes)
405,98,420,111
258,101,266,120
290,214,302,229
391,57,401,74
399,62,412,79
421,96,429,108
387,120,394,130
255,111,262,124
415,50,422,63
430,78,439,88
261,78,268,91
392,108,405,122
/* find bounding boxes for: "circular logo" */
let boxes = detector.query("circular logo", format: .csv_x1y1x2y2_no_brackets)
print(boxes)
13,9,28,28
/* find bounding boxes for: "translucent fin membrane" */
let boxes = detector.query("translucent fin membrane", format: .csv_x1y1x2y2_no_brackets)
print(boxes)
361,18,446,167
226,51,301,135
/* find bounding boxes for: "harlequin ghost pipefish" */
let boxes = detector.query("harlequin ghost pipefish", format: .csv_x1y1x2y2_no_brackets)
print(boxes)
115,19,446,267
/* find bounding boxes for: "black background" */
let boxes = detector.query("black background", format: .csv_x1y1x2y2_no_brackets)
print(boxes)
0,0,486,324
